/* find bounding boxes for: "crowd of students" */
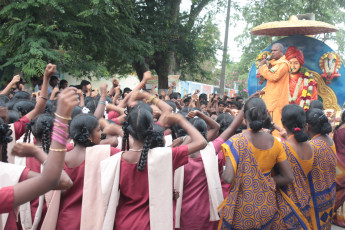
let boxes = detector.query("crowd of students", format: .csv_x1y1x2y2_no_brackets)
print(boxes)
0,63,344,230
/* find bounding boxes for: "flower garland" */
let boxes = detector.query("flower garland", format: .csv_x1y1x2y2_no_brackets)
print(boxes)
289,69,316,111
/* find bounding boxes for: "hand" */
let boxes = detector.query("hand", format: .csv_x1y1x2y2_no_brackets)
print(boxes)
10,75,21,85
76,89,83,96
259,59,268,66
171,137,183,147
209,94,214,100
143,71,152,82
32,92,37,98
159,113,183,128
44,63,57,78
171,81,176,87
173,189,180,200
195,89,200,94
56,87,79,119
186,110,198,119
11,143,41,158
248,90,265,99
100,83,108,96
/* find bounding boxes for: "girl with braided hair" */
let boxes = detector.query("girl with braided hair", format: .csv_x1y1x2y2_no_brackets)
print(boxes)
0,118,13,163
56,111,121,230
305,108,336,230
0,87,78,228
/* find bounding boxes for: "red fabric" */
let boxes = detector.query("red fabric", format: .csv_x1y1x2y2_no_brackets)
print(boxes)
177,138,223,230
26,157,47,229
108,111,119,120
114,145,189,230
56,147,120,230
111,147,121,155
13,116,30,141
0,187,14,214
56,162,85,230
111,118,120,125
285,46,304,66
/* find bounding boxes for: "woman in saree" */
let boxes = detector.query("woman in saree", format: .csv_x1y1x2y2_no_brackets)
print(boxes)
219,97,293,230
285,46,317,111
332,111,345,227
273,104,313,229
306,108,336,230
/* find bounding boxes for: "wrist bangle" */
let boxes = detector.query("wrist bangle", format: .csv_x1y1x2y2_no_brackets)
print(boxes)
39,96,48,100
98,100,106,105
148,95,156,103
49,148,67,152
54,113,72,121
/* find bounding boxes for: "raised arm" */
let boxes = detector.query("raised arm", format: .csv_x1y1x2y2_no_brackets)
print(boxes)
0,75,20,95
93,83,108,119
186,110,220,142
162,114,207,154
12,87,79,208
25,64,55,121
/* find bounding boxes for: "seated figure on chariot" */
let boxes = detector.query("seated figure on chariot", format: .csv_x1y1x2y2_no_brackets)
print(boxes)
285,46,318,111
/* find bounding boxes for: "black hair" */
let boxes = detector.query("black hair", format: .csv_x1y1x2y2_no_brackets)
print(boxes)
7,110,20,124
335,111,345,131
216,113,234,134
190,117,207,140
151,124,165,148
122,87,132,98
244,97,270,132
230,101,241,109
37,80,43,86
306,108,333,135
0,100,6,108
183,96,191,103
0,118,13,163
236,96,243,101
218,101,226,106
13,91,31,100
122,107,157,171
165,100,177,112
86,99,97,114
200,101,207,106
59,79,68,90
72,106,83,119
80,80,91,86
0,95,10,103
310,100,324,110
69,114,99,147
199,93,207,101
282,104,309,142
131,101,153,114
170,92,179,100
13,100,35,116
45,100,55,115
24,114,54,153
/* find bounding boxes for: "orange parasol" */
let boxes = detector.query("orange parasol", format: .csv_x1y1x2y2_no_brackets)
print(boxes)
250,15,338,36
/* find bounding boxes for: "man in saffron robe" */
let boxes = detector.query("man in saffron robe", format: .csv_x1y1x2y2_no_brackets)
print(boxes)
259,43,291,136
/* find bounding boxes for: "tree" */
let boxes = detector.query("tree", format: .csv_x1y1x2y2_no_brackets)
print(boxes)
130,0,223,89
233,0,345,77
0,0,142,84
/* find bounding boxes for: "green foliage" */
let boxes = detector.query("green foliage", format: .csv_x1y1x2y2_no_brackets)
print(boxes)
233,0,345,77
0,0,142,84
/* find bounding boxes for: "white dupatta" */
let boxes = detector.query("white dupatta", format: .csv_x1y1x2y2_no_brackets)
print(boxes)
174,142,223,228
0,162,26,230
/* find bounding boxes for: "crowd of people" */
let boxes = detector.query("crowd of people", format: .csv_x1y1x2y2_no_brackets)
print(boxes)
0,63,344,230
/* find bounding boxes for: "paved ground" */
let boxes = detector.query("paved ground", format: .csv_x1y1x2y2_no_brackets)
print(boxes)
332,225,345,229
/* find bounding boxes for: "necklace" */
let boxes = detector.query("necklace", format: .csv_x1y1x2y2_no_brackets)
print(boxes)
311,133,322,140
129,149,143,152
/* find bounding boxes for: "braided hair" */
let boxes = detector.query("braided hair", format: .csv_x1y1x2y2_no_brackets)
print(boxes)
0,118,13,163
244,97,271,132
122,107,155,172
24,114,54,153
282,104,309,142
306,108,333,135
190,118,207,140
69,114,99,147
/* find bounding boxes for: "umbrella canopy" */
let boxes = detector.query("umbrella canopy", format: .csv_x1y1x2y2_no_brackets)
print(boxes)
250,15,338,36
